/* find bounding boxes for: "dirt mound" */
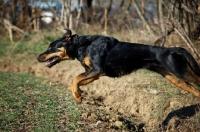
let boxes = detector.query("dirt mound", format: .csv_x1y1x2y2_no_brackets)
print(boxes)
1,58,200,131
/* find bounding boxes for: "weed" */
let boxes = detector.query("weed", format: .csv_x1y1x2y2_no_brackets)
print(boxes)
0,39,10,57
153,94,171,120
197,114,200,123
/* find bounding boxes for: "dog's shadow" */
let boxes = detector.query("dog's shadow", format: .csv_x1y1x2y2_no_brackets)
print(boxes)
160,103,200,130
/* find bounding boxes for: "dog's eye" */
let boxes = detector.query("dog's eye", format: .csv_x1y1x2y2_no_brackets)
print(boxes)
48,47,52,50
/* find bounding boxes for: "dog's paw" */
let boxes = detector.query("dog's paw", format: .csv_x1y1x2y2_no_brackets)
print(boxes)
70,84,82,103
74,96,82,103
73,91,82,103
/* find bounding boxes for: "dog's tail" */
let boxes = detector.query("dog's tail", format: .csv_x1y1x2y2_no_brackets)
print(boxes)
174,47,200,77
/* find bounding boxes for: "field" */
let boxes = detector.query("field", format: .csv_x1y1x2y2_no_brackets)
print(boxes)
0,72,80,131
0,30,200,131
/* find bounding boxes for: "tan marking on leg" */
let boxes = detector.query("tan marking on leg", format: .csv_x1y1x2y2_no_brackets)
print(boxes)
155,68,200,98
70,73,103,103
83,57,91,67
79,76,99,85
70,83,82,103
78,73,106,86
165,74,200,97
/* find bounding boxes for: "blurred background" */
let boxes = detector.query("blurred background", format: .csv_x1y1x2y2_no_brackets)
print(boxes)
1,0,200,50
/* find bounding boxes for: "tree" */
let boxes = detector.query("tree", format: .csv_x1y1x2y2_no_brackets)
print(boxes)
132,0,154,34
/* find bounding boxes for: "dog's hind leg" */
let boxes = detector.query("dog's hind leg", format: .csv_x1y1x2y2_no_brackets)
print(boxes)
183,67,200,85
165,74,200,98
154,68,200,98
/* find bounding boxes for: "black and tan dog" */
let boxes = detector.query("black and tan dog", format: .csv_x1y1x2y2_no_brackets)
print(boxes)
37,29,200,103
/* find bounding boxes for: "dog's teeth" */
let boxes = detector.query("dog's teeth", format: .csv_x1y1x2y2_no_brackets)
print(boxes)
46,62,50,66
53,57,57,61
45,57,58,67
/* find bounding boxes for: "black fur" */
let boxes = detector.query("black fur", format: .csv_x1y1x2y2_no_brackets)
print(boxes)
62,34,200,79
37,31,200,102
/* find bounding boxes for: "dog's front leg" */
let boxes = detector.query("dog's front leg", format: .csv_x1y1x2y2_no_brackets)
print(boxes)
70,71,102,103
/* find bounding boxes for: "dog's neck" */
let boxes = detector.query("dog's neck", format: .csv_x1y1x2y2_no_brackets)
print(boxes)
68,34,80,59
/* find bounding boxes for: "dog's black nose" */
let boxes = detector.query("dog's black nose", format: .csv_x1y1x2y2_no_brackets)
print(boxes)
37,55,46,62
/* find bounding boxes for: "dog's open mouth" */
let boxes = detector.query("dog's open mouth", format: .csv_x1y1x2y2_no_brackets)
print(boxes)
46,56,60,68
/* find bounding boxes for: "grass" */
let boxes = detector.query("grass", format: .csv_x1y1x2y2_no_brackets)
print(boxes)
0,71,80,131
0,38,10,57
0,30,62,62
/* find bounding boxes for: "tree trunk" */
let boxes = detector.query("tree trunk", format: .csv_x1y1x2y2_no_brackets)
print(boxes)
132,0,154,34
158,0,166,46
101,0,112,34
76,0,83,30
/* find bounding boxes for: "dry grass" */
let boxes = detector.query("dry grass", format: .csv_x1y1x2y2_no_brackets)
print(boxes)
0,29,200,131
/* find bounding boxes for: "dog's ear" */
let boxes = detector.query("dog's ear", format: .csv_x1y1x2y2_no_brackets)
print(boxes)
63,28,72,41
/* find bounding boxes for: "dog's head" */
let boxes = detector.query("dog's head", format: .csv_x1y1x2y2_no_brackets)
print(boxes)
37,29,75,68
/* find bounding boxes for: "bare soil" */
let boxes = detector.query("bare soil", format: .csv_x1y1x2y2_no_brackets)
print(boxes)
1,57,200,132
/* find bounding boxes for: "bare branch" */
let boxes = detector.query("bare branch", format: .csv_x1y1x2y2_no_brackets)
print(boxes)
3,19,28,43
132,0,154,34
181,3,195,14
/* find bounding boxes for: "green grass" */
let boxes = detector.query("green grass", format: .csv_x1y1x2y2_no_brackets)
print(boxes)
0,31,61,61
0,39,10,57
0,71,80,131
